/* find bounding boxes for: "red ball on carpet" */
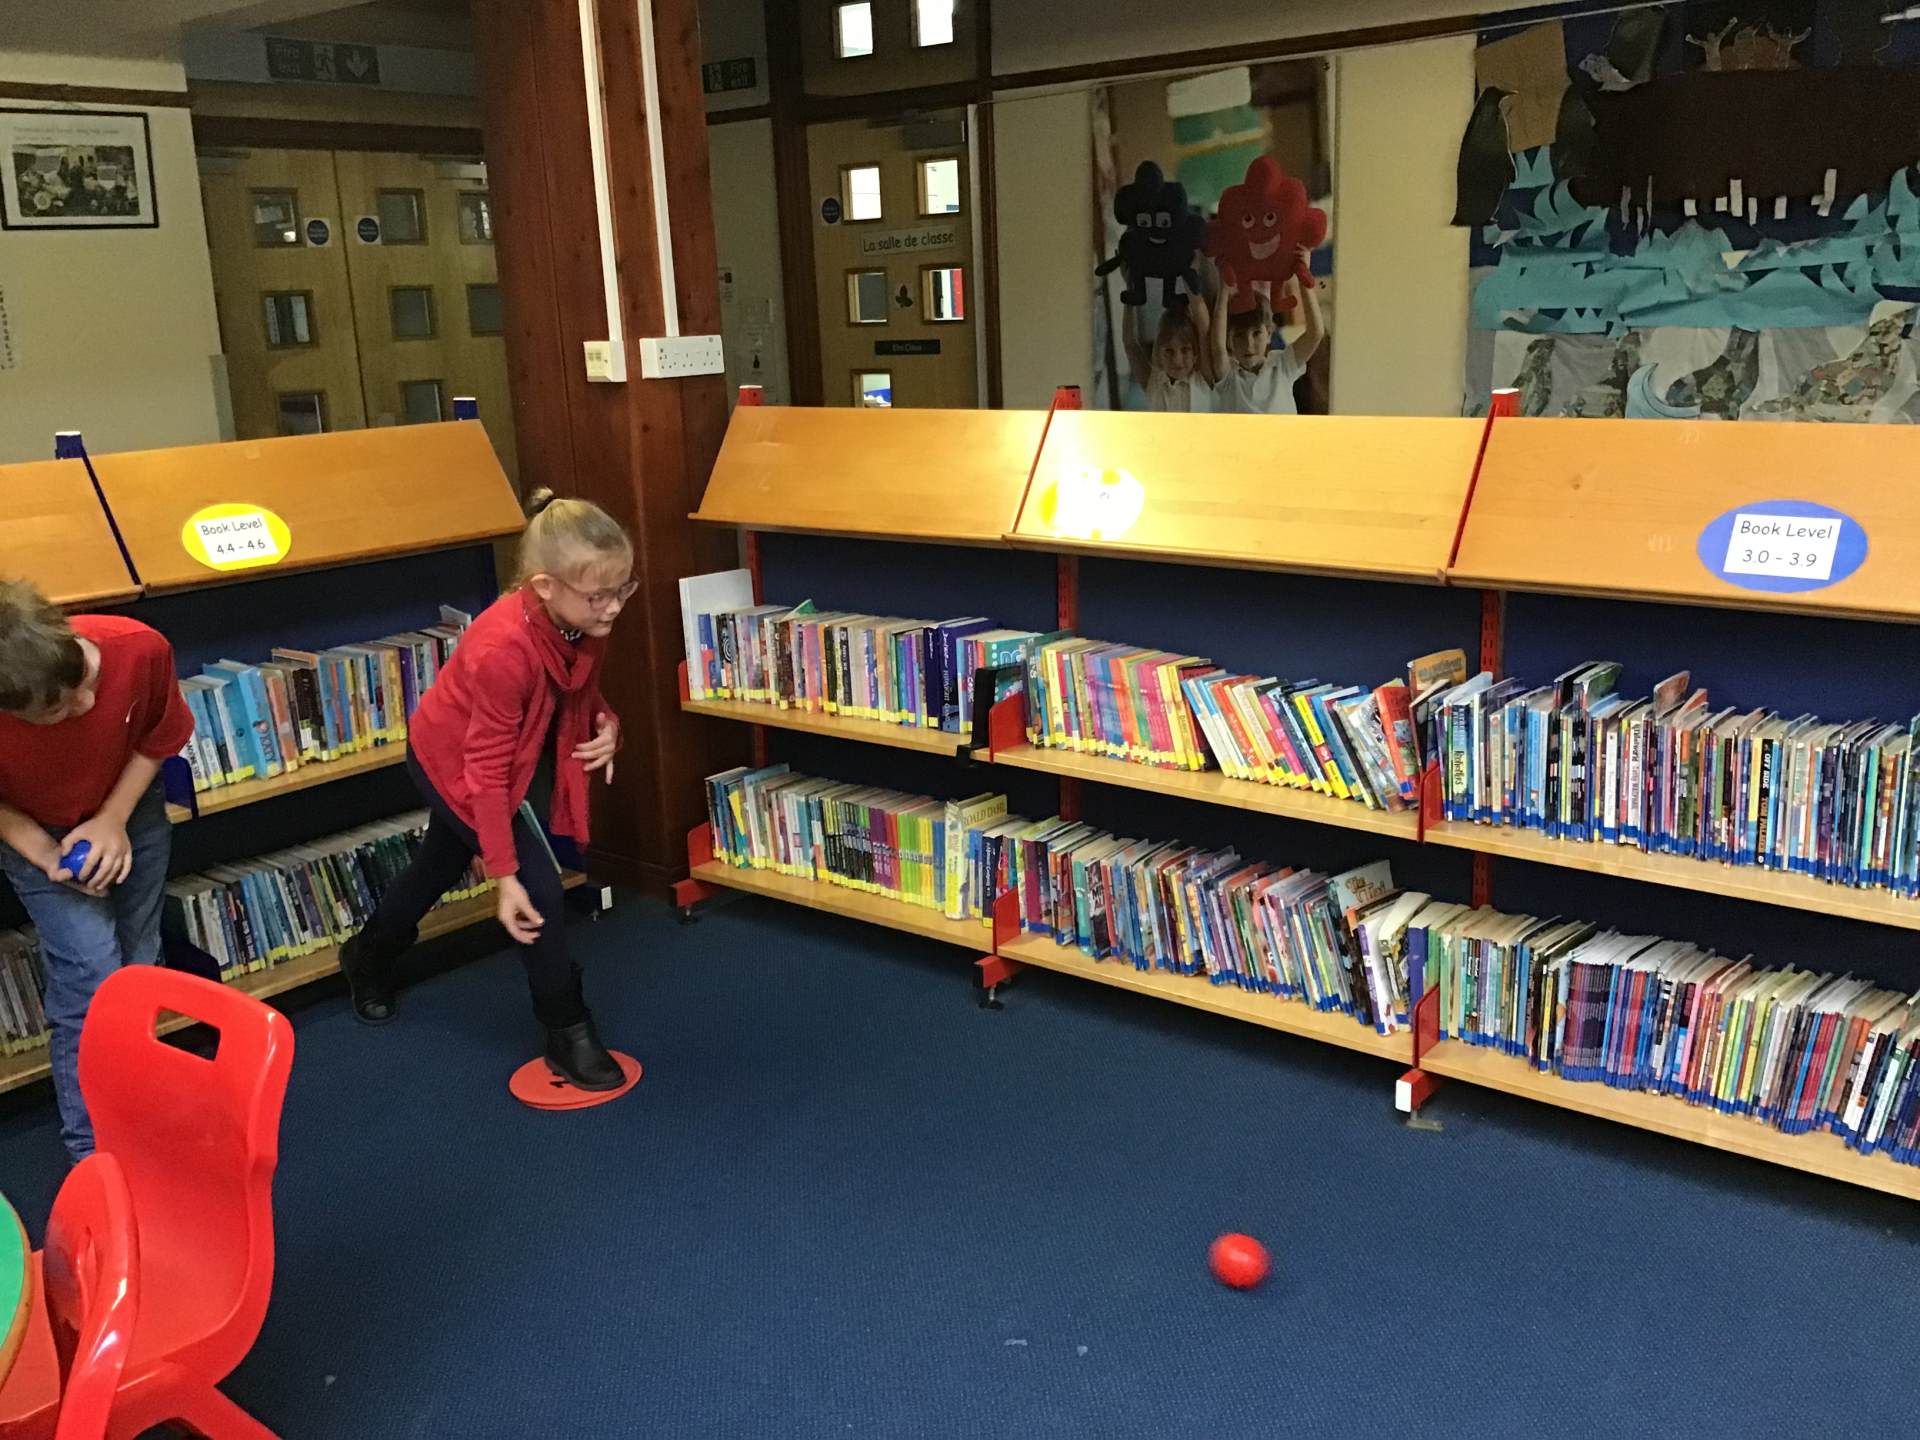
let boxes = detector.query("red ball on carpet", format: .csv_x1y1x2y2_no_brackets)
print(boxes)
1208,1232,1270,1290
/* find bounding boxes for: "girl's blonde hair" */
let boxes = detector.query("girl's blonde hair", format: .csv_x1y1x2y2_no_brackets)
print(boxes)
516,489,633,586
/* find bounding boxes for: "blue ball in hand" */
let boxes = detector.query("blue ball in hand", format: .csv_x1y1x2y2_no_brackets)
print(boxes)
60,840,92,878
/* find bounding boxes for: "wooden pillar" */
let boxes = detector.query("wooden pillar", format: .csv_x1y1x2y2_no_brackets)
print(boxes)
473,0,734,895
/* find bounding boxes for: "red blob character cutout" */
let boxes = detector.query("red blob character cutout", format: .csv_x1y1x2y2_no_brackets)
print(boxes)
1206,156,1328,313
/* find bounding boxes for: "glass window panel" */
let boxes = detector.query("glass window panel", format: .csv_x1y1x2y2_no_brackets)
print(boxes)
914,0,955,46
458,191,493,243
251,189,300,246
847,270,890,325
261,292,315,347
835,2,874,57
467,283,504,336
390,286,436,339
377,188,426,243
400,379,445,425
276,392,326,435
917,158,961,215
842,164,882,221
922,266,965,322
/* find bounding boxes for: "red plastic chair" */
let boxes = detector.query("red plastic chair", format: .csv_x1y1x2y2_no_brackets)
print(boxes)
0,1153,142,1440
91,966,292,1438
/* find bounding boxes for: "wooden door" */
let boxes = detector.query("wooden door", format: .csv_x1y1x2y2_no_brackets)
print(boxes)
331,151,518,483
806,114,977,409
198,148,365,438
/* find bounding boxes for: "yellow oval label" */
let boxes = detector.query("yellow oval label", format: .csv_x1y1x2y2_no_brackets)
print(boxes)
1034,467,1146,542
180,503,292,573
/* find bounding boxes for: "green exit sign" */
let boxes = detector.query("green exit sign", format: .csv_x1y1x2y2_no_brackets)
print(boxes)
264,36,381,86
702,57,758,95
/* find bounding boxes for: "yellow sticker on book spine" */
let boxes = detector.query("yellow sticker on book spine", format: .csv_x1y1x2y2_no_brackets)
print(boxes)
181,503,292,573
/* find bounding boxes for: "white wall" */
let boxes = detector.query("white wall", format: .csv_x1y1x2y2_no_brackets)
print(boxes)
993,91,1094,408
0,51,225,462
1330,35,1474,416
707,118,790,406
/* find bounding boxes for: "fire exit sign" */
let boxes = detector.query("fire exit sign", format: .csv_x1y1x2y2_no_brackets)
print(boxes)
702,57,758,94
264,36,381,86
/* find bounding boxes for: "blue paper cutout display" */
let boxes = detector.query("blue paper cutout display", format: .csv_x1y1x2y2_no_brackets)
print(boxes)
1697,499,1867,594
1473,158,1920,336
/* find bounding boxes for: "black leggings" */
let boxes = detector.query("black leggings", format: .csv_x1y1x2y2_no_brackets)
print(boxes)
362,753,585,1028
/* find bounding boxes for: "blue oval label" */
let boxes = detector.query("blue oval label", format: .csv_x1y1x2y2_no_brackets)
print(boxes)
1697,499,1866,594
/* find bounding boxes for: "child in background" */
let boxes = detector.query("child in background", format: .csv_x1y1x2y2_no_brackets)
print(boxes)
0,579,193,1162
1210,255,1326,416
341,491,630,1089
1125,295,1215,413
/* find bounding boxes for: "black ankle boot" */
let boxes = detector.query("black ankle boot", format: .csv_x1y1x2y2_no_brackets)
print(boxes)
340,931,398,1026
544,1017,623,1090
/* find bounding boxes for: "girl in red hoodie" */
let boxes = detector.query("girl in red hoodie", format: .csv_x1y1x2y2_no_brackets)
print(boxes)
341,490,630,1088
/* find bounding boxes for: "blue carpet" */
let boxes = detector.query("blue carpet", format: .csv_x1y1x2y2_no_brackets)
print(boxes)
1,895,1915,1438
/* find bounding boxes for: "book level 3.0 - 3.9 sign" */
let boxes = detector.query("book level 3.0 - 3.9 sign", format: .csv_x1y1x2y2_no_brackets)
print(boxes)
1696,499,1865,595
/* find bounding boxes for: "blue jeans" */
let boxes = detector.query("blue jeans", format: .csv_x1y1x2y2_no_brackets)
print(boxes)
0,780,170,1160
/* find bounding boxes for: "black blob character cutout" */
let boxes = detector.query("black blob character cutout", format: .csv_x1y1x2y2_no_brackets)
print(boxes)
1094,160,1206,307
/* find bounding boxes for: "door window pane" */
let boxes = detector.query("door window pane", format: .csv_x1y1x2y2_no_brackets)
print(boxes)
842,164,882,222
913,0,955,46
835,2,874,57
917,158,961,215
846,270,889,325
390,286,436,339
400,379,445,425
276,392,327,435
854,370,892,407
377,188,427,243
467,283,504,336
458,191,492,243
251,189,300,247
262,292,316,347
922,266,965,322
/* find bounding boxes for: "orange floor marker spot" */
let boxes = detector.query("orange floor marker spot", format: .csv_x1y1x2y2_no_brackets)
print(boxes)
508,1051,642,1110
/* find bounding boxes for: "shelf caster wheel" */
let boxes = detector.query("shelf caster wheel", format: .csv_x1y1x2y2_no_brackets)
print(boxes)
979,985,1005,1011
677,906,698,926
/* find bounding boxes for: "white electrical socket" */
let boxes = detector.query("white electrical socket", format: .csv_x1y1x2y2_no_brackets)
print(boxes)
638,334,726,379
583,340,627,383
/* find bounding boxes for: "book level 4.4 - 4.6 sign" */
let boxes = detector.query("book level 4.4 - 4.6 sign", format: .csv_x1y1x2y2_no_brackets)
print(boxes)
181,503,291,573
1696,499,1865,595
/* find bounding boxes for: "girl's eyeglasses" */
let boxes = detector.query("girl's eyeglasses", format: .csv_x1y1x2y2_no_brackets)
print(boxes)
554,577,639,611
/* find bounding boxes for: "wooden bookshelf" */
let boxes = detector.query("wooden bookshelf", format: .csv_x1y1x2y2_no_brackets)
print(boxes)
0,873,586,1096
680,697,967,756
1417,1039,1920,1202
688,858,992,950
1000,932,1411,1062
1424,822,1920,931
0,458,140,608
1007,411,1482,581
90,422,524,593
167,744,411,823
692,405,1048,545
976,742,1420,840
1451,417,1920,621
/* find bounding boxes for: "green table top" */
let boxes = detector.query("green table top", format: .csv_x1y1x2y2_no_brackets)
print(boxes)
0,1195,25,1379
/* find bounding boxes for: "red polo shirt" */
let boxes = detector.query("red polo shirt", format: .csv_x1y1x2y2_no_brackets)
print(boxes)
0,616,193,832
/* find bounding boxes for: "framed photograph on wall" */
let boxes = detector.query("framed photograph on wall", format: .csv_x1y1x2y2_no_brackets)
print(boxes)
0,109,157,230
